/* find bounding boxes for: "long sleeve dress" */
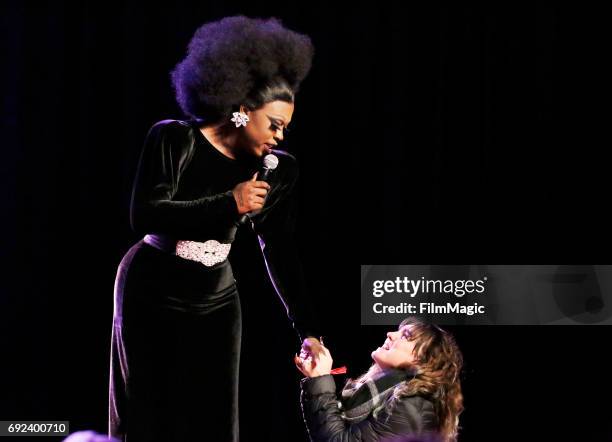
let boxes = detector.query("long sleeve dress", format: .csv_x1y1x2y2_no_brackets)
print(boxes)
108,119,319,442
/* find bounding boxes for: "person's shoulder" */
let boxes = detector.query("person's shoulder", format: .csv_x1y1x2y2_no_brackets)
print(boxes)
391,394,438,430
149,119,192,133
397,395,435,411
144,119,196,148
386,394,436,419
271,148,297,165
270,148,299,179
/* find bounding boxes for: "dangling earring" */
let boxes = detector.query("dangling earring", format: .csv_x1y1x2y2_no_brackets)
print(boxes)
231,111,249,127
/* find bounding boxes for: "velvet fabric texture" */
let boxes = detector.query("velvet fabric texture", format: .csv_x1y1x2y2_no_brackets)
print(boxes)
109,240,241,441
109,119,319,441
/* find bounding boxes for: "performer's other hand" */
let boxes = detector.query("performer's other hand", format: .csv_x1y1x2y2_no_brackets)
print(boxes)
294,344,333,378
232,172,270,215
302,336,325,359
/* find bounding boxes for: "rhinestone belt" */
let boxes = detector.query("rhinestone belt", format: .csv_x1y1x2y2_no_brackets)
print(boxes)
175,240,232,267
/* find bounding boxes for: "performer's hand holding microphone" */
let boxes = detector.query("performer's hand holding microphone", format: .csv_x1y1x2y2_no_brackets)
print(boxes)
232,154,278,225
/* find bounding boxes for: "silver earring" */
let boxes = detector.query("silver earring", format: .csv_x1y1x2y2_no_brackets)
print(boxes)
231,111,249,127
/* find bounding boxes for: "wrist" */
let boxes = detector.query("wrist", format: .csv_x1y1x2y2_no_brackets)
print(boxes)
231,190,247,215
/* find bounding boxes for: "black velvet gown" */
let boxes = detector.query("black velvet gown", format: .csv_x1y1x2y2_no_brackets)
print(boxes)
108,119,318,442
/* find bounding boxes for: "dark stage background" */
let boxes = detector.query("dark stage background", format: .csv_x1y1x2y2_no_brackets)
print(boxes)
2,2,611,441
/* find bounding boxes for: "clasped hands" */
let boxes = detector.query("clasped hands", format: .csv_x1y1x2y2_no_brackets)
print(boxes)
295,337,333,378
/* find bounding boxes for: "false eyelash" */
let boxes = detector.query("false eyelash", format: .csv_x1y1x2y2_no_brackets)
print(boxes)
271,124,291,134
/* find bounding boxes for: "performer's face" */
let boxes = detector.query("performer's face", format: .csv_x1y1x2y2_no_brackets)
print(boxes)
371,325,418,370
239,100,294,157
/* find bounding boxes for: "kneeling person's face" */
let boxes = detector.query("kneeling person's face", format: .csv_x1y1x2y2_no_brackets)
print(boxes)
371,325,417,370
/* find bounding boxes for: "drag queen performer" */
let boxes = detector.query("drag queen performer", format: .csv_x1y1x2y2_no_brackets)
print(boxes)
108,15,323,442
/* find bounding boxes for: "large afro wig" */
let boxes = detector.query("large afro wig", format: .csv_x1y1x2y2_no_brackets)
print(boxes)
171,15,314,123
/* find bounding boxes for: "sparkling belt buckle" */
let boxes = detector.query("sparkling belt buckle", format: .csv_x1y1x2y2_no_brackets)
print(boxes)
175,239,231,267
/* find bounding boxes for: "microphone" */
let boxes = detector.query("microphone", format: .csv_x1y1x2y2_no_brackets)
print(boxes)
237,154,279,225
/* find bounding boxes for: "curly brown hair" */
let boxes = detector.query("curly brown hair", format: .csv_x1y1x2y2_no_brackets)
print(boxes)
392,317,464,442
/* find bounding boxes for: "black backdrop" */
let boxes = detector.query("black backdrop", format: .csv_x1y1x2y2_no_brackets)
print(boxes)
2,2,611,441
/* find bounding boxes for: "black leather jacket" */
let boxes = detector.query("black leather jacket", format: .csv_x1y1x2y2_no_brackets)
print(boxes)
300,375,439,442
